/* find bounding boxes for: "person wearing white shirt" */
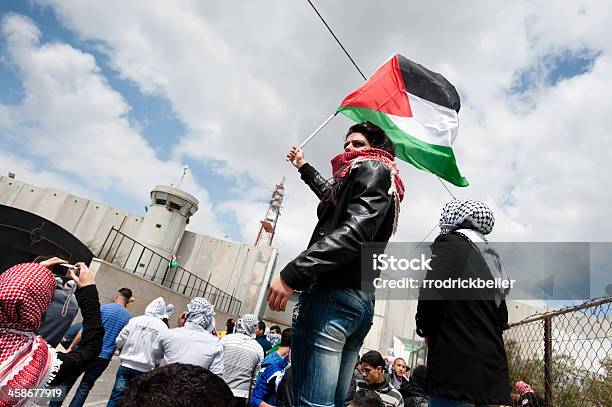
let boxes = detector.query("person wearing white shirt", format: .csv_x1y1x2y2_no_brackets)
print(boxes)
107,297,169,407
152,297,224,377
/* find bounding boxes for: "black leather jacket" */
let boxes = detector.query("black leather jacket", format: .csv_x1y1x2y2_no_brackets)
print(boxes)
280,160,395,291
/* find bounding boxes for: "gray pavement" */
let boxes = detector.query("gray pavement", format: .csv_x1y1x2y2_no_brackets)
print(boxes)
36,354,121,407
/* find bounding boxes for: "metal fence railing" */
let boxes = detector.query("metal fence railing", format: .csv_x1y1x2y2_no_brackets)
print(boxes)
503,296,611,406
98,227,242,316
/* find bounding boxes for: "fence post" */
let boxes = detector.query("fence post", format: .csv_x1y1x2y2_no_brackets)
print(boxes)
544,317,553,407
98,227,114,258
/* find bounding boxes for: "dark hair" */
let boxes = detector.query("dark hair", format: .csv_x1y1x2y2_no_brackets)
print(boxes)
393,357,406,366
351,389,383,407
280,328,292,347
270,325,281,334
360,350,385,369
257,321,266,331
226,318,235,334
117,363,234,407
346,122,395,156
118,288,133,301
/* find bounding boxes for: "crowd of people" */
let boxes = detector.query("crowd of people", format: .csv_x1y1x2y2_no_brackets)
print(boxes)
0,122,538,407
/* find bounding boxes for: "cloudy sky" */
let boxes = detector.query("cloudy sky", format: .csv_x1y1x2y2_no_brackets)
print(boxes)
1,0,610,295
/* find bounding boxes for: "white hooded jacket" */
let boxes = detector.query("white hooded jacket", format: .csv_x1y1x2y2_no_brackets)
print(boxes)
116,297,169,372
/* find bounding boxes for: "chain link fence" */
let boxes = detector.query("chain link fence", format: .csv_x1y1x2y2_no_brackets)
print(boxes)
503,296,611,406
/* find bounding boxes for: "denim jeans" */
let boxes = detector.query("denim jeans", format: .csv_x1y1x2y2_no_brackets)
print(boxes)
49,357,110,407
291,287,374,407
106,365,145,407
429,395,489,407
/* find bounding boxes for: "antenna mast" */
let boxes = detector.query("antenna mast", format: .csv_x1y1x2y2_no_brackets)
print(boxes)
255,177,285,246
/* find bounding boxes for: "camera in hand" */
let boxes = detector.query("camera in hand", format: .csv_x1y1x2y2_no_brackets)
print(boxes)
52,263,80,277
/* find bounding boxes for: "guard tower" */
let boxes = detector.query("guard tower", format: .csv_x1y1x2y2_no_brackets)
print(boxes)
135,185,199,258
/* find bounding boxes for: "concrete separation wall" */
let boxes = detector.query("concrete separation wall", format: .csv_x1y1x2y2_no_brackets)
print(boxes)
90,259,234,328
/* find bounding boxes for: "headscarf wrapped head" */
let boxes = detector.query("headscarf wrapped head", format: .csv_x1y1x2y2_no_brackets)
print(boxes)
439,199,495,235
165,304,175,319
144,297,167,319
0,263,62,406
515,380,535,395
235,314,258,337
185,298,215,332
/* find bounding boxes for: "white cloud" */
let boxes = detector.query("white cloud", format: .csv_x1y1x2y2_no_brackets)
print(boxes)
4,0,611,259
0,13,226,236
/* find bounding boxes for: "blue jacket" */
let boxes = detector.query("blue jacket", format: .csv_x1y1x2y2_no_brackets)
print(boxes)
249,352,289,406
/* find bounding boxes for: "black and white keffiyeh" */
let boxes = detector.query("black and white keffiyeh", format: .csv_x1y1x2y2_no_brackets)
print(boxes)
439,199,495,236
235,314,258,337
185,297,215,332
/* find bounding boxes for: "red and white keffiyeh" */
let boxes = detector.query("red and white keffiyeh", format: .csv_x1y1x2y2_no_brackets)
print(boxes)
330,147,405,234
0,263,62,407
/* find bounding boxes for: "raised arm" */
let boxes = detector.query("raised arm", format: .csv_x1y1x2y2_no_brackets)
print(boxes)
287,147,331,199
51,263,103,385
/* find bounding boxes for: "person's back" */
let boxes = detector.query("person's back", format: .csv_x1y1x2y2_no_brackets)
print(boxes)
154,326,223,373
153,297,224,378
221,314,264,403
37,279,79,347
221,332,264,396
100,301,132,358
416,200,512,406
107,297,169,407
117,298,168,372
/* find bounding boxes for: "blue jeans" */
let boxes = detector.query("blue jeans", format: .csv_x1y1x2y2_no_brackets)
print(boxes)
429,395,489,407
106,365,145,407
291,287,374,407
49,357,110,407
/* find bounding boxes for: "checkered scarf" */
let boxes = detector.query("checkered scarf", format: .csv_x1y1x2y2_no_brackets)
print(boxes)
0,263,62,407
330,147,405,234
439,199,495,235
235,314,258,337
185,298,215,333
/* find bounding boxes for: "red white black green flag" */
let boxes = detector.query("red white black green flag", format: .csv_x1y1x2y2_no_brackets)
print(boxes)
338,54,468,187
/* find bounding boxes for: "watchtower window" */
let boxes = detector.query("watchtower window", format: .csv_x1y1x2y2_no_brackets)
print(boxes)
155,199,167,205
169,202,182,211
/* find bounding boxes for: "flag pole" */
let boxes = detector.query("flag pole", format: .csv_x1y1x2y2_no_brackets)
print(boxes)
299,111,339,149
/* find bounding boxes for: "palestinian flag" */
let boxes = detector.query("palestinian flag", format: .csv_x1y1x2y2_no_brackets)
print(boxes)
338,54,468,187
